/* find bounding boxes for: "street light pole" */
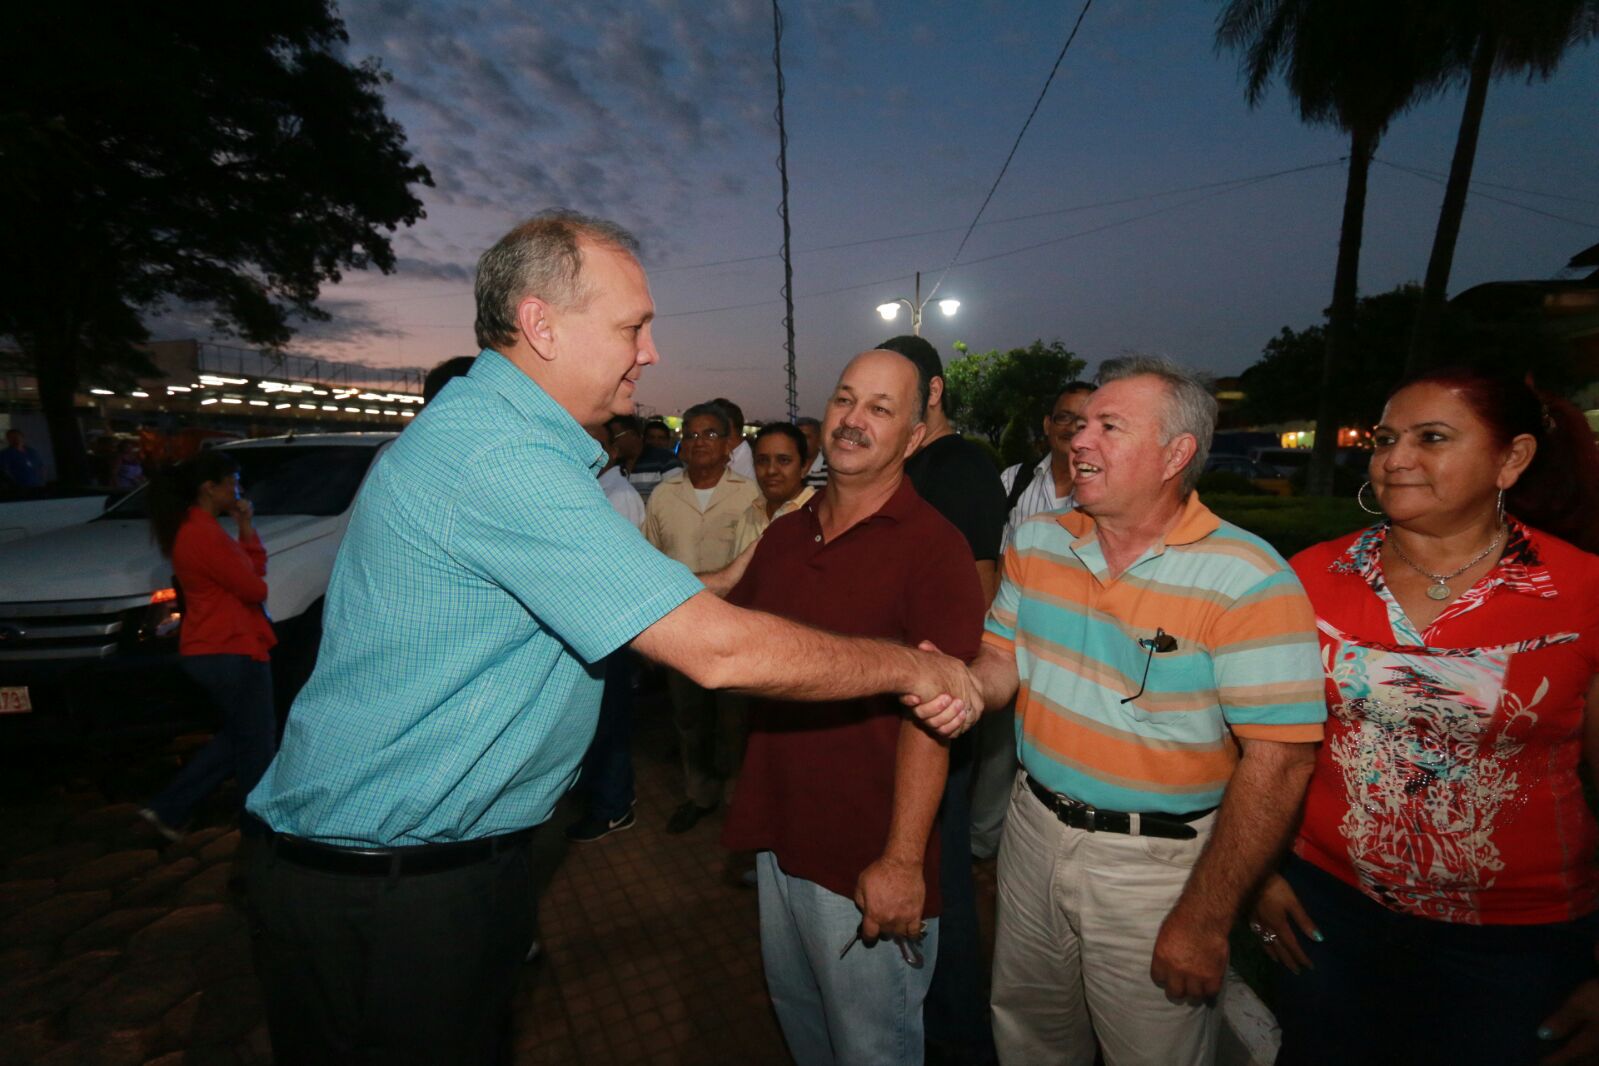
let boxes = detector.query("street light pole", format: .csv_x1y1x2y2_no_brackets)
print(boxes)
876,270,958,336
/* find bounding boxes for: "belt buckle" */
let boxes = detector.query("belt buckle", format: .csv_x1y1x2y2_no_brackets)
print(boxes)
1081,803,1097,832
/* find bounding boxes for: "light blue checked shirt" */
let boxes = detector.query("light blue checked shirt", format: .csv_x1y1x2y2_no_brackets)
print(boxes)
247,350,702,846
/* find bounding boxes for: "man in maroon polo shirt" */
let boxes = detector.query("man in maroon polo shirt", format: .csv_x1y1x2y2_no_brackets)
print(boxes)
723,349,986,1066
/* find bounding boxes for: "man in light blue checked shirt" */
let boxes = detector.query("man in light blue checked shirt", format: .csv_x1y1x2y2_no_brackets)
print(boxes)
243,211,985,1065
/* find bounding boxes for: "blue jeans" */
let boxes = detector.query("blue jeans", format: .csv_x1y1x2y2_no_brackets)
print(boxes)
757,851,940,1066
1274,855,1599,1066
149,654,276,829
577,651,636,821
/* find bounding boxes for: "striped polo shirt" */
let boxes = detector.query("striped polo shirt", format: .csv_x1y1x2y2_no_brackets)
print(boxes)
983,492,1324,814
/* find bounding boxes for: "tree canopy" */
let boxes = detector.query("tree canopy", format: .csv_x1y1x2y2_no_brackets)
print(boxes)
1237,284,1566,430
1217,0,1458,494
1405,0,1598,371
0,1,432,483
942,339,1087,445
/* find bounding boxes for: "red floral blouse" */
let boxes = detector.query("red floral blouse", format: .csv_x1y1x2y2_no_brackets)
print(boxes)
1290,519,1599,926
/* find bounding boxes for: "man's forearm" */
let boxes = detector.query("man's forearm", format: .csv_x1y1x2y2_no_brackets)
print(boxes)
1170,739,1316,931
971,641,1021,710
882,719,949,866
632,591,966,708
724,619,928,702
698,541,756,598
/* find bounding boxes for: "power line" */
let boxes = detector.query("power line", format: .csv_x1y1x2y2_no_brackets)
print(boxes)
1373,158,1599,230
648,159,1342,274
387,158,1339,327
952,173,1291,269
654,159,1332,320
1374,157,1599,208
360,156,1346,310
927,0,1094,303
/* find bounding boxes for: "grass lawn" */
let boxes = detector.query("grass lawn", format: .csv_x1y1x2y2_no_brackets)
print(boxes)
1202,493,1372,560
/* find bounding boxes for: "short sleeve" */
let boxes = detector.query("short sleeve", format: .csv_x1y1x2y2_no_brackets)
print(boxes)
982,541,1025,654
730,506,761,559
1211,567,1327,741
449,440,703,665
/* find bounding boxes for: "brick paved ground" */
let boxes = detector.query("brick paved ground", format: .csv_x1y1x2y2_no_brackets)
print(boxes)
1,689,999,1064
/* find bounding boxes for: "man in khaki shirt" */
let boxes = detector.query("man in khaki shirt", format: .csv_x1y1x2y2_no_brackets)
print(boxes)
645,401,760,832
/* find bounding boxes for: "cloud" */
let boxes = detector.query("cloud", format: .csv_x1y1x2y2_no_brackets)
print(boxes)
391,257,474,283
336,0,787,236
289,300,407,344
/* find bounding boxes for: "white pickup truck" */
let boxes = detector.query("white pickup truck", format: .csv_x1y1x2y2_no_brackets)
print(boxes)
0,490,116,544
0,432,396,736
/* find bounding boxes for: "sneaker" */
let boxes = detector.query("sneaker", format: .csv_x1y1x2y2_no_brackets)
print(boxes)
137,808,183,843
564,806,637,843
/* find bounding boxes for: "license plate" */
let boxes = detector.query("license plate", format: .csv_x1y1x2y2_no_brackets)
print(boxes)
0,686,31,714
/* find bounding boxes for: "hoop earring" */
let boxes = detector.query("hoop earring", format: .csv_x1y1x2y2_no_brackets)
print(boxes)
1357,481,1383,516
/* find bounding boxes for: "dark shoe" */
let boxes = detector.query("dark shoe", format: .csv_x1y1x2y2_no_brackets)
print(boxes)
665,800,716,834
565,806,637,843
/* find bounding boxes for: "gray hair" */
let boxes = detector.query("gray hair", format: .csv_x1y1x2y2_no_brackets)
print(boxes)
681,402,732,437
1096,354,1216,496
474,210,641,351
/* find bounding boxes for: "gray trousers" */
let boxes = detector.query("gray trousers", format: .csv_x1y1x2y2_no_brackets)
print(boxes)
969,702,1017,859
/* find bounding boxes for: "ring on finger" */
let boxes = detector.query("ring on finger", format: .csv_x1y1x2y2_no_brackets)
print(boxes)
1248,920,1279,946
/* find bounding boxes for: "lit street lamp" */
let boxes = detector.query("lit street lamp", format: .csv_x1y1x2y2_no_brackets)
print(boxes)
875,271,959,336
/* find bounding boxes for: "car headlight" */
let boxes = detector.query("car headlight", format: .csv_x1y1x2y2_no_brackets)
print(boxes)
139,588,182,641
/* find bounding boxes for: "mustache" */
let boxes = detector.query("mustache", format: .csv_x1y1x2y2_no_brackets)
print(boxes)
832,426,869,447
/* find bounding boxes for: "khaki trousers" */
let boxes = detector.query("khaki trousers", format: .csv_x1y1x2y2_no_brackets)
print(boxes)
666,669,748,809
991,772,1221,1066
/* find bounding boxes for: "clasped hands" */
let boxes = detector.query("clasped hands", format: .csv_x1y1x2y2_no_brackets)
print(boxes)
900,640,984,738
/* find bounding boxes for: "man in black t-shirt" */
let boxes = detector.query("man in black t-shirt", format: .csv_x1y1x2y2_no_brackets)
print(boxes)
878,334,1006,1066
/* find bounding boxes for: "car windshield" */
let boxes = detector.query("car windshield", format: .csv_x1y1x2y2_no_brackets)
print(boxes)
100,445,380,520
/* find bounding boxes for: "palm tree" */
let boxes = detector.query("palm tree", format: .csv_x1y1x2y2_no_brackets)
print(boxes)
1217,1,1455,494
1404,1,1599,374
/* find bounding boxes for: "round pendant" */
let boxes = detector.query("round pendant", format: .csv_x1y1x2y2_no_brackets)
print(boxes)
1426,583,1451,601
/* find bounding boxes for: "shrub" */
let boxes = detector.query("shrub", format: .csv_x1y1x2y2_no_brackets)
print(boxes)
1203,493,1370,559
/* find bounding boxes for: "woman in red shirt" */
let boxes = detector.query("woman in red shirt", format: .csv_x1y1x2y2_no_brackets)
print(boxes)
1249,369,1599,1066
138,450,276,841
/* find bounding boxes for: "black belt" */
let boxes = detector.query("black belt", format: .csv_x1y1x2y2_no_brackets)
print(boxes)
266,826,535,877
1025,774,1213,841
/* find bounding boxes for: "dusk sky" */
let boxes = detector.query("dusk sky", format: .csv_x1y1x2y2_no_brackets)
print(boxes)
154,0,1599,421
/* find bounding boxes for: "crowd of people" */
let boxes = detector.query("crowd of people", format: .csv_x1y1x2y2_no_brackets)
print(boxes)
121,210,1599,1066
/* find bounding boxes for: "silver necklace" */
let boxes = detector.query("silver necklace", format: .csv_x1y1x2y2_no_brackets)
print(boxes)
1386,525,1504,601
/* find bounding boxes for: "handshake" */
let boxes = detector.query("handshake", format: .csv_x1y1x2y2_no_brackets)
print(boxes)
900,639,986,739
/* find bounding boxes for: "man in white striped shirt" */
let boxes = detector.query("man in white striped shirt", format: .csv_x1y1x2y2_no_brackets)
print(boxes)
973,380,1095,860
796,416,827,490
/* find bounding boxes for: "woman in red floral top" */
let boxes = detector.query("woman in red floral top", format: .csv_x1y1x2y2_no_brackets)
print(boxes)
1250,369,1599,1066
138,450,276,842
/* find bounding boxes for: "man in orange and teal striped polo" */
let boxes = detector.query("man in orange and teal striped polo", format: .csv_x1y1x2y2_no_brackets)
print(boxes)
928,355,1326,1065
